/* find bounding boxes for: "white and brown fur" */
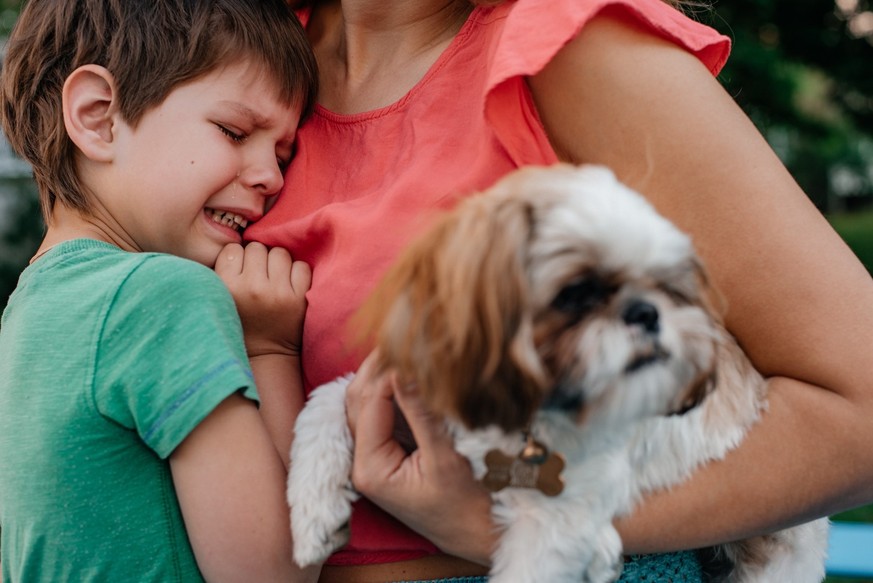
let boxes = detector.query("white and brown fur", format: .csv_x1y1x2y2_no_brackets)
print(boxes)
288,164,828,582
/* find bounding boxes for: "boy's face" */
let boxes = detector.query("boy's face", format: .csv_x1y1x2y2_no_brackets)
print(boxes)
103,61,302,267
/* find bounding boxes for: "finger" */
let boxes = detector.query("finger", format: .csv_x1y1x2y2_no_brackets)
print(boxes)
357,350,381,378
265,247,295,298
351,372,407,483
345,352,383,437
266,246,293,281
215,243,244,278
290,260,312,295
393,382,452,458
241,241,269,278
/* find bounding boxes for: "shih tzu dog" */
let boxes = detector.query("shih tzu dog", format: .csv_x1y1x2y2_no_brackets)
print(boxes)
288,164,829,582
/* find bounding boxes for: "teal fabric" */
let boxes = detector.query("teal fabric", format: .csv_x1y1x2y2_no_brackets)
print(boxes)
621,551,703,581
405,550,702,582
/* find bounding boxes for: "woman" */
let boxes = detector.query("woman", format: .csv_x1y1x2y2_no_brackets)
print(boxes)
249,0,873,580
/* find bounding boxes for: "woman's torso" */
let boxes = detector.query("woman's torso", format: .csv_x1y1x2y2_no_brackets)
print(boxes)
247,0,729,570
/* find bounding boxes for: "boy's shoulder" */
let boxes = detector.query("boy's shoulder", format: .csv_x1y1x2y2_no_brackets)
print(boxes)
131,252,222,284
38,241,233,311
68,242,228,299
117,252,234,309
7,241,235,329
95,251,245,370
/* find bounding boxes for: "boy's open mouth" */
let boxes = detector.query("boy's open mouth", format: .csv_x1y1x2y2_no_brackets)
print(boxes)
207,208,248,233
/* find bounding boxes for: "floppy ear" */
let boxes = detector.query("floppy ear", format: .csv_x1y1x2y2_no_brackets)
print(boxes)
62,64,119,162
357,192,550,432
691,255,728,325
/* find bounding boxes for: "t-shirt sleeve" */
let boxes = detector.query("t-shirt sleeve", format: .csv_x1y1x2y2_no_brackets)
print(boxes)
483,0,731,166
92,255,258,459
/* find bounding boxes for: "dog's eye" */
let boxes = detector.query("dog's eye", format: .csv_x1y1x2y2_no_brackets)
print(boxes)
661,283,694,306
658,271,700,306
551,277,614,314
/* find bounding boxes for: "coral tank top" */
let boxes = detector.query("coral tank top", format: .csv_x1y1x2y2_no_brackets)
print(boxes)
247,0,730,566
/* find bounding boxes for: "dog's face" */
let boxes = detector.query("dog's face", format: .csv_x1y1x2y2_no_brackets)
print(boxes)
358,164,717,432
522,166,718,429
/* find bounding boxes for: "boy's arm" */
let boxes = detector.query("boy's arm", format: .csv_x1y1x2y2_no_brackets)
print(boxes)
170,393,319,582
216,242,311,468
249,352,305,468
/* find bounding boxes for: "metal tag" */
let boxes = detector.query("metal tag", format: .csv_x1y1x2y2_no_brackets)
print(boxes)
481,437,565,497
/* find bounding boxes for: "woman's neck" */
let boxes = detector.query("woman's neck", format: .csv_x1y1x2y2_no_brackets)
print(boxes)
309,0,473,113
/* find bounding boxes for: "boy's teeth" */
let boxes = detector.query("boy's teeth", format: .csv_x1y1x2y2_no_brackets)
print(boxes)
209,209,248,231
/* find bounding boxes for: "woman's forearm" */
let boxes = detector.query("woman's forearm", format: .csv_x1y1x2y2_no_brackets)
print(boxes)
617,375,873,554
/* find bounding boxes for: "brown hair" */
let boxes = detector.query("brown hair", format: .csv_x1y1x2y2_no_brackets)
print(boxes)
0,0,318,221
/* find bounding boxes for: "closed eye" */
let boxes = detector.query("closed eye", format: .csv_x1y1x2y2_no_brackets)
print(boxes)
656,263,702,306
660,283,695,306
277,143,296,173
551,276,616,315
217,124,246,144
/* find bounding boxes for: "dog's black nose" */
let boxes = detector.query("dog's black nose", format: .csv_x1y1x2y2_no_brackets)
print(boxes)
623,300,660,333
542,386,584,413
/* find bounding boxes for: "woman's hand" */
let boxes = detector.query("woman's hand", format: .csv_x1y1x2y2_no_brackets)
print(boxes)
345,354,498,565
216,242,311,358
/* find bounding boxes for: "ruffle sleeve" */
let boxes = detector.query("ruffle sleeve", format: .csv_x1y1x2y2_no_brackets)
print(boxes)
483,0,731,166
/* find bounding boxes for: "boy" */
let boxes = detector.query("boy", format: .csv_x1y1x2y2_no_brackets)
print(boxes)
0,1,318,581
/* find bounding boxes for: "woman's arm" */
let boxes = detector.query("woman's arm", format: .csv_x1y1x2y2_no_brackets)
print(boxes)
350,8,873,562
527,9,873,552
170,393,320,582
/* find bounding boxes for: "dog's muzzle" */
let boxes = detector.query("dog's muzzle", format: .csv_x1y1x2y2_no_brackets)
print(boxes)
622,300,659,334
542,382,585,413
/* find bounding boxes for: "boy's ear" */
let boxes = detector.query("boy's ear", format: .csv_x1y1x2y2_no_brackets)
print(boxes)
63,65,120,162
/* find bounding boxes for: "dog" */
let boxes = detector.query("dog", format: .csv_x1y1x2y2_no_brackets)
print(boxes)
288,164,829,582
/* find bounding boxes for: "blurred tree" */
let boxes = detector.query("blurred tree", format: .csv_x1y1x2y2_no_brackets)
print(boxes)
0,0,20,36
702,0,873,210
0,174,40,307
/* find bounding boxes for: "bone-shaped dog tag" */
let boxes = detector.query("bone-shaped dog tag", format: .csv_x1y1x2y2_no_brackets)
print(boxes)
481,438,565,497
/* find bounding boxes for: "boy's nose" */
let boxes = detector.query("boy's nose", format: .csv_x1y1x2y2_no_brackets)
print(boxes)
241,158,284,197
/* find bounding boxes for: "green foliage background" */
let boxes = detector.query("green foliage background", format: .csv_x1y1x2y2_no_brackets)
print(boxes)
704,0,873,211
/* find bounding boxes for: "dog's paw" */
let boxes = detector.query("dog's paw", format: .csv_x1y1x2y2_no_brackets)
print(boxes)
292,516,351,566
288,375,358,567
291,485,356,566
582,556,623,583
582,526,624,583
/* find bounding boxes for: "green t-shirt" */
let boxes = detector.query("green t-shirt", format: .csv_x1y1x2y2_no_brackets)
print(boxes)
0,239,258,582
